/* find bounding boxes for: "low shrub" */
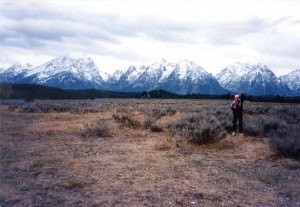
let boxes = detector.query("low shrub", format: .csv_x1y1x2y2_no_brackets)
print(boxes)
112,113,141,129
22,103,40,113
243,121,261,136
191,123,226,144
116,107,134,113
244,115,286,137
142,107,177,120
270,125,300,159
144,117,155,129
151,108,167,119
83,123,110,137
166,107,177,115
170,113,226,145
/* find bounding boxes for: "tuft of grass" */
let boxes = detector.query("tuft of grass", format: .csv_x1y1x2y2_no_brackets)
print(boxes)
192,160,206,167
154,138,173,150
207,141,236,151
256,173,282,186
60,178,88,189
284,163,300,170
150,123,164,132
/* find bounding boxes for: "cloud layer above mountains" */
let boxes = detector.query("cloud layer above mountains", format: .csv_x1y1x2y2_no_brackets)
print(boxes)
1,0,300,76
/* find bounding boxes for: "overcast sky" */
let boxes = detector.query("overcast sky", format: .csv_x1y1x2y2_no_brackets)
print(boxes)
1,0,300,76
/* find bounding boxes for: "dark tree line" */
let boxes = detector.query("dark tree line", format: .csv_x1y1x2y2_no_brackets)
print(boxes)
136,90,300,103
0,83,299,103
0,83,136,100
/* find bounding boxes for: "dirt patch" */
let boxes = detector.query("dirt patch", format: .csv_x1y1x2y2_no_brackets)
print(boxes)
1,99,299,206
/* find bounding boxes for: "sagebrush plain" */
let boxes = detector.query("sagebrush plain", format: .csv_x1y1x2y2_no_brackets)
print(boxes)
0,99,299,206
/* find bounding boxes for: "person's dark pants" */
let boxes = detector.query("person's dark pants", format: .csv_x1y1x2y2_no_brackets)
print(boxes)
233,112,243,133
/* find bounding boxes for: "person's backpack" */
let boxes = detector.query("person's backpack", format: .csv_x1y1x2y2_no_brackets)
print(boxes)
231,95,240,110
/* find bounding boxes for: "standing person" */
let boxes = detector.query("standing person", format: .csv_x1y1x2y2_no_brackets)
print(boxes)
231,92,245,135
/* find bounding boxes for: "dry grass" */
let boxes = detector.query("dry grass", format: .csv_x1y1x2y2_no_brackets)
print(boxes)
0,99,300,206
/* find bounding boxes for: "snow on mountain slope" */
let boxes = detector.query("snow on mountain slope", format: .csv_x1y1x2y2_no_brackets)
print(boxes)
111,70,123,81
0,63,33,82
99,71,110,82
111,59,227,94
279,69,300,95
126,59,174,90
15,55,106,89
216,62,291,96
28,55,102,82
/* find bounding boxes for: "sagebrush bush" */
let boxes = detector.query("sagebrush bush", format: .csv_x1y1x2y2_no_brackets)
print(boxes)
270,125,300,159
170,113,226,144
116,107,134,113
243,115,286,137
243,120,261,136
166,107,177,115
151,108,167,119
142,107,177,120
112,113,141,129
191,123,226,144
83,123,110,137
144,117,155,129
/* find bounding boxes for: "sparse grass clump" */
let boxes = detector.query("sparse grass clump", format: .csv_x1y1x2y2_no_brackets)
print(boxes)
150,123,164,132
60,178,88,189
206,140,236,151
154,138,173,150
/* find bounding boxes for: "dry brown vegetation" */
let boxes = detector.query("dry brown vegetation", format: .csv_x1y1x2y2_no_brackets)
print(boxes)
1,99,300,206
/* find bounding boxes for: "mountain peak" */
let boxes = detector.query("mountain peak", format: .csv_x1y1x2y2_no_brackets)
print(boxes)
59,54,91,61
279,68,300,94
216,63,290,96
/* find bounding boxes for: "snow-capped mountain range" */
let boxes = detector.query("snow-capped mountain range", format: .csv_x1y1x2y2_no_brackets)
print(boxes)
0,55,299,96
108,59,227,94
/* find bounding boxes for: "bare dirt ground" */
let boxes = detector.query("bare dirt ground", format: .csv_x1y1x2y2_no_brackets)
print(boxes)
0,99,300,207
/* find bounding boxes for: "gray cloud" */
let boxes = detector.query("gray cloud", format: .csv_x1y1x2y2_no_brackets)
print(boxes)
0,2,121,49
0,1,300,75
0,2,274,48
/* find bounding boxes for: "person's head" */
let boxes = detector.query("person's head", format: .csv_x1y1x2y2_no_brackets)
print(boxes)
239,92,245,101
